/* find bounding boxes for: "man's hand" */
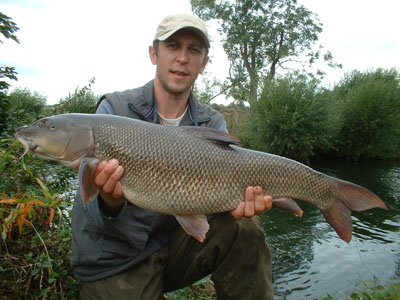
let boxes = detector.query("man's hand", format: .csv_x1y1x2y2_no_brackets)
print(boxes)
94,159,125,209
231,186,273,219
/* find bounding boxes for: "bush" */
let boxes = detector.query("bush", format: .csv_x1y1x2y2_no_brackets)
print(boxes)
53,78,97,114
242,75,336,163
330,68,400,160
0,87,80,298
1,88,47,136
0,138,78,299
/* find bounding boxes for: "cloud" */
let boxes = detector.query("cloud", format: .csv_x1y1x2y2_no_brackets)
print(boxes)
2,0,400,104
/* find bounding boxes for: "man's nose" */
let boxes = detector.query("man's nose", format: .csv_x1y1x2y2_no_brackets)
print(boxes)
176,49,189,63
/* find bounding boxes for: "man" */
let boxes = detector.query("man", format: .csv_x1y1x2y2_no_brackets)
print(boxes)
71,14,274,300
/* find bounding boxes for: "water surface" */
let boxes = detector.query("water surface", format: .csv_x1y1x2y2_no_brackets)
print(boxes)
261,160,400,299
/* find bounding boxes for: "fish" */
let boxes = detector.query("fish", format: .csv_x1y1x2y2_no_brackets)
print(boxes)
15,113,387,242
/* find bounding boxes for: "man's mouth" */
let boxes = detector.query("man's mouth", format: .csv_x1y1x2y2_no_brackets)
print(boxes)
171,70,188,77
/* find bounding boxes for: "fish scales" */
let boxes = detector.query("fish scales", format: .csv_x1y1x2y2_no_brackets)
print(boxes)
91,115,335,214
15,113,387,242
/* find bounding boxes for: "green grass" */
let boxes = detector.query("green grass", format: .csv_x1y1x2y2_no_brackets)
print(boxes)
317,277,400,300
165,277,400,300
165,277,215,300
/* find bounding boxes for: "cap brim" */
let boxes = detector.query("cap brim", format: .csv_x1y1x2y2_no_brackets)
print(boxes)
156,27,210,48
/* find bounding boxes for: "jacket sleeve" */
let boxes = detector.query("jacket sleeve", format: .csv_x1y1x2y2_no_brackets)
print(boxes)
75,97,174,251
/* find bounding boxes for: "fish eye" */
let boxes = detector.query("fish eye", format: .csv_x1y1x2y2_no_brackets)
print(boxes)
49,124,56,131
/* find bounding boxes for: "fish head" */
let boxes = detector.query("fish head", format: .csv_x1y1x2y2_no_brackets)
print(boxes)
15,114,95,170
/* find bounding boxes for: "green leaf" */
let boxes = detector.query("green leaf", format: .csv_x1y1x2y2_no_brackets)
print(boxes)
42,260,52,268
31,268,40,276
39,288,50,297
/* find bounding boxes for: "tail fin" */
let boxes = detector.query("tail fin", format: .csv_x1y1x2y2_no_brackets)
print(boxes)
320,178,387,242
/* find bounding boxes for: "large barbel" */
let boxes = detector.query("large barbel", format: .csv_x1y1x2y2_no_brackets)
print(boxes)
15,113,387,242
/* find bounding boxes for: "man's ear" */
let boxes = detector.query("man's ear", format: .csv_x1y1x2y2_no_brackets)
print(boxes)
200,56,209,74
149,46,157,65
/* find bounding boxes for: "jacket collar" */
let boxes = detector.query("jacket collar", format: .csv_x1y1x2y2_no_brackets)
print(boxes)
128,80,211,126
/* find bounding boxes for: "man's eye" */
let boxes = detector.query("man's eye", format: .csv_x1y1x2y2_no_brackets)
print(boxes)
167,43,178,49
190,46,201,54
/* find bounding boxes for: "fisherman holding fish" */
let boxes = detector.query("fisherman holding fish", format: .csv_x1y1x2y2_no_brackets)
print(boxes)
15,11,388,299
73,14,274,300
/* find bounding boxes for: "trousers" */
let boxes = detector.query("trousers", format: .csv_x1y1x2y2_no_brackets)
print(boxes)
80,213,273,300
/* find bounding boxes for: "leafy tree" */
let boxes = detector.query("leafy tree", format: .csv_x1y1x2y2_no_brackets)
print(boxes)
0,12,19,91
191,0,340,104
0,12,20,134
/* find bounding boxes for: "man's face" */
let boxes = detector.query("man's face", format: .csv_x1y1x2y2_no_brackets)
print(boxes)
149,29,209,96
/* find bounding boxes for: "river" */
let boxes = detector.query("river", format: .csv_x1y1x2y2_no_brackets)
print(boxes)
260,160,400,299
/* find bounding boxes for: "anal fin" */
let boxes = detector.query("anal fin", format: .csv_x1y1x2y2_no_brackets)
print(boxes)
175,214,210,242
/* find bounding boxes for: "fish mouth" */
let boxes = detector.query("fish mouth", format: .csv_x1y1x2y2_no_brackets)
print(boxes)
14,133,38,159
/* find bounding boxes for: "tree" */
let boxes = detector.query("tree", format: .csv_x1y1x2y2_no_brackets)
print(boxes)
191,0,340,104
0,12,20,134
0,12,19,91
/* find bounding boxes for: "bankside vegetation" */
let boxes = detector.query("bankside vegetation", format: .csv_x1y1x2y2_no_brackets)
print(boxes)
0,87,96,299
240,69,400,162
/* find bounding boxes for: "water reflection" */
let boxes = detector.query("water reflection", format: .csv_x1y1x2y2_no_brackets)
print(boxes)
261,161,400,299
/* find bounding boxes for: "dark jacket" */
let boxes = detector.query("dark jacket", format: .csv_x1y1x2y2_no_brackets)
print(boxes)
71,80,227,283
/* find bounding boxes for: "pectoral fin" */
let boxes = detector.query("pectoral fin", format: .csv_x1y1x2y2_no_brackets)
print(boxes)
79,158,100,206
175,214,210,242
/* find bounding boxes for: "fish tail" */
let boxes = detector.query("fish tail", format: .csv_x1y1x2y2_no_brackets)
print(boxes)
320,178,387,242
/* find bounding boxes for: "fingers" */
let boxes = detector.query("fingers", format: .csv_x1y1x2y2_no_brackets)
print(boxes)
112,181,123,199
244,186,256,217
231,202,245,219
94,159,124,198
231,186,273,219
254,186,273,213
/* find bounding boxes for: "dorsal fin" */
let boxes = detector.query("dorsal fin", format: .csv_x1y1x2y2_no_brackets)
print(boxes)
180,126,240,146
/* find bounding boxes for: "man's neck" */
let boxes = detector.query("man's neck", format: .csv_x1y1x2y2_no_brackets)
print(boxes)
154,79,191,119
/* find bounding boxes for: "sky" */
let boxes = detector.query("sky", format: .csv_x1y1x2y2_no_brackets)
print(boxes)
1,0,399,105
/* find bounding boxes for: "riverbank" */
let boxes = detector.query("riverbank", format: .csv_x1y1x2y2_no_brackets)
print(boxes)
165,277,400,299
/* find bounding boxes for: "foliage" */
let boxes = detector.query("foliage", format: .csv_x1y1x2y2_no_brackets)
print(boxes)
0,138,78,299
192,70,226,105
52,78,97,114
0,12,19,44
330,68,400,161
242,74,336,163
1,88,48,136
0,12,19,91
0,66,18,91
0,91,10,134
0,83,95,298
168,277,400,300
165,277,216,300
191,0,340,104
317,278,400,300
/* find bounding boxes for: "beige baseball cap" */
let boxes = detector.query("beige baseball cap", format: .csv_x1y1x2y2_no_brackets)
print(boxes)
154,14,210,48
